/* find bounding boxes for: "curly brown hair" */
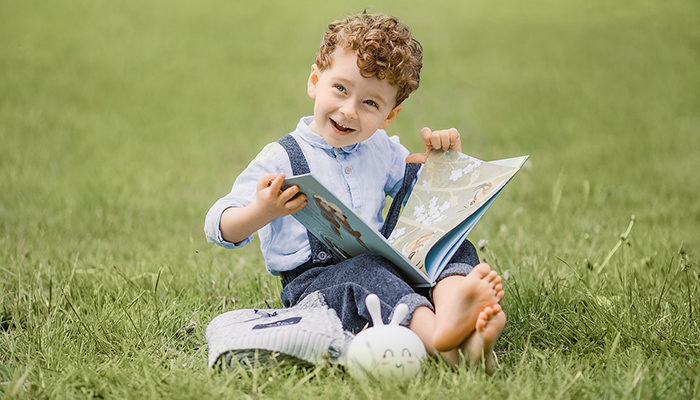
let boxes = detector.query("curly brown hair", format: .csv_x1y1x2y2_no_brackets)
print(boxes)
315,13,423,106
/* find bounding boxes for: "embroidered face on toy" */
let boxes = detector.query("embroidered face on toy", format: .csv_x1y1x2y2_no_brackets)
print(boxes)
346,294,426,380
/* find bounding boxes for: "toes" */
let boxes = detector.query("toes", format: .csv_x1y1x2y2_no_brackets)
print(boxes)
477,304,504,333
494,283,503,292
473,263,491,277
476,312,488,331
496,290,505,301
484,304,501,319
486,270,498,282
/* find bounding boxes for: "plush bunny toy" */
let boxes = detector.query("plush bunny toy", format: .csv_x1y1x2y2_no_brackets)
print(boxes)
346,294,427,380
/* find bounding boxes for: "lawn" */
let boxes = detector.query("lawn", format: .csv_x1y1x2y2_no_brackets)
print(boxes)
1,0,698,398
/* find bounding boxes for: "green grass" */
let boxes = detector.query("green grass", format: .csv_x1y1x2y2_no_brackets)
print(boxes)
1,0,699,398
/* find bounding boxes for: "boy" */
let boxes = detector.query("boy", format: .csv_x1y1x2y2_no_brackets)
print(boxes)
205,13,505,372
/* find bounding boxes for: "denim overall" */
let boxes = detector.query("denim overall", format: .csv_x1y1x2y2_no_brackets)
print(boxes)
277,134,479,332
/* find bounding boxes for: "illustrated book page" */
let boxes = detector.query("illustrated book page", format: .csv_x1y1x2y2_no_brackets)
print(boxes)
387,150,528,280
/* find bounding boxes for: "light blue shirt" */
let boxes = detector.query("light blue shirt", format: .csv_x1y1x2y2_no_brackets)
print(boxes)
204,116,411,274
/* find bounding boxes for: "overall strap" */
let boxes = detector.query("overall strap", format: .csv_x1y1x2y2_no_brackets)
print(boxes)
278,135,310,175
381,162,421,239
277,134,337,267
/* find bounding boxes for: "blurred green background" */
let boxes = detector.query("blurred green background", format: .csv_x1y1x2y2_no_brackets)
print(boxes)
2,0,697,254
1,0,698,398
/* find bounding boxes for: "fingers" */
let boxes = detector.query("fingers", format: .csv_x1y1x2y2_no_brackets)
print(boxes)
256,172,307,216
433,128,459,151
409,127,435,164
405,152,428,164
420,127,433,152
449,128,462,152
278,180,308,213
268,173,285,192
256,173,279,191
420,127,462,153
430,130,443,150
285,193,307,213
279,184,298,201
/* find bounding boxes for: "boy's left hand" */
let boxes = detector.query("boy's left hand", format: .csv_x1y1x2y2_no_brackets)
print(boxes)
405,127,462,163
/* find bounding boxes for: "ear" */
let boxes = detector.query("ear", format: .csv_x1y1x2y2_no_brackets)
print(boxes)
379,104,402,129
307,64,320,99
364,294,384,326
389,303,408,326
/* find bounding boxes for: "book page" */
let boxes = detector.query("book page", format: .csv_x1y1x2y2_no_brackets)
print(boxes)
387,150,521,273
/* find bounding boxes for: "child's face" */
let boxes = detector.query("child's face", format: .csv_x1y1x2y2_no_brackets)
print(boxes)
307,48,402,148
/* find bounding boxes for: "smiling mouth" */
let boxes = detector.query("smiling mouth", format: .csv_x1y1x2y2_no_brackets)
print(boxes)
330,118,355,134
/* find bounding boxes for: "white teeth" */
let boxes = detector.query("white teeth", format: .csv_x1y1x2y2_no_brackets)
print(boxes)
332,119,351,130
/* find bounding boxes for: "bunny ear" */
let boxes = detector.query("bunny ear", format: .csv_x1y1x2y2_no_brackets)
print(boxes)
365,294,384,326
389,303,408,326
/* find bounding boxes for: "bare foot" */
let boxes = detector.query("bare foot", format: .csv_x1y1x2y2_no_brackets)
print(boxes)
461,304,506,375
432,263,504,351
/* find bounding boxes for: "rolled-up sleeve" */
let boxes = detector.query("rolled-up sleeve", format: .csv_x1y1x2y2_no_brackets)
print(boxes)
204,199,252,248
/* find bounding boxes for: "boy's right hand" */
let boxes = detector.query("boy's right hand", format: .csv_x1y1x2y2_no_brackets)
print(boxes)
253,173,307,219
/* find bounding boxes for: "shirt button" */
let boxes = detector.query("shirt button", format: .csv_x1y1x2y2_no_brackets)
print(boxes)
317,251,328,260
344,167,352,174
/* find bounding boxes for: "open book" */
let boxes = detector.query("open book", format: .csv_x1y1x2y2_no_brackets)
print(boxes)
283,150,528,287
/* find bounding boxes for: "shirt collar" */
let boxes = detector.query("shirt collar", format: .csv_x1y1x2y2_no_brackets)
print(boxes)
296,116,360,154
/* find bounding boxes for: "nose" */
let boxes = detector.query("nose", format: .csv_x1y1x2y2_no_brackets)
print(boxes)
339,98,358,119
